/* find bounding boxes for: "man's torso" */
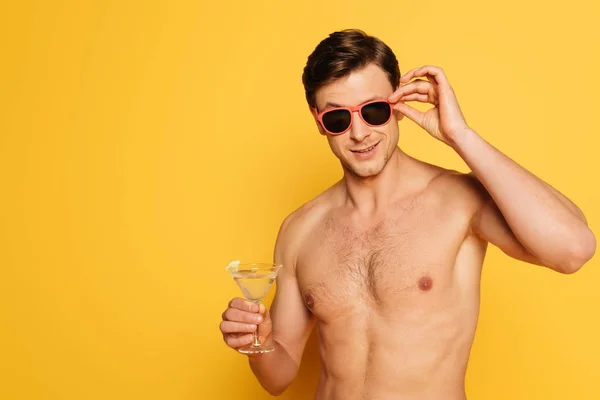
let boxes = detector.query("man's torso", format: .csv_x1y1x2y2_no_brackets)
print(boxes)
291,160,488,399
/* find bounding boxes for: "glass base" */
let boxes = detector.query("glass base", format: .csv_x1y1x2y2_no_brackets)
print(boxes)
238,343,275,355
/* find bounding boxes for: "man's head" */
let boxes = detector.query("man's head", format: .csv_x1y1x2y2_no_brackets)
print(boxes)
302,29,402,178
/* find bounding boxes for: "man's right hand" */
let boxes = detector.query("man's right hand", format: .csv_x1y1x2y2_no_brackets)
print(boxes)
220,297,272,351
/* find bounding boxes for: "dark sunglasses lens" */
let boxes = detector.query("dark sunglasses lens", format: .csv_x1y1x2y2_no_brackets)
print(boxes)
322,109,351,134
361,102,391,125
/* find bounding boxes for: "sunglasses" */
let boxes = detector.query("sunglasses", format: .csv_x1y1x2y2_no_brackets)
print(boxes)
314,100,395,135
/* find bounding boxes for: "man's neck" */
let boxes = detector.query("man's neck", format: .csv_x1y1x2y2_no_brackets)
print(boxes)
341,147,410,215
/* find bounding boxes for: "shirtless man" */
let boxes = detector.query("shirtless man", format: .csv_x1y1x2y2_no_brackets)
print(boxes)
219,29,596,399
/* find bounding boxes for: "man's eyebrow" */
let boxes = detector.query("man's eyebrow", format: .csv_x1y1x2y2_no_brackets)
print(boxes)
323,102,343,109
322,96,382,110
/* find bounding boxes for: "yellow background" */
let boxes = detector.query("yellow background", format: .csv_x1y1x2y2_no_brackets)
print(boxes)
1,0,599,399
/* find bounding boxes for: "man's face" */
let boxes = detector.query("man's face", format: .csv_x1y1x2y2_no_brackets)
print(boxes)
313,63,401,178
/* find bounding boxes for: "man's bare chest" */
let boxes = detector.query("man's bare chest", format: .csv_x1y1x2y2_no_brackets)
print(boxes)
295,203,471,319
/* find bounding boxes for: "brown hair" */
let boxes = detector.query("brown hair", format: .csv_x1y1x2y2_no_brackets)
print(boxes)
302,29,400,109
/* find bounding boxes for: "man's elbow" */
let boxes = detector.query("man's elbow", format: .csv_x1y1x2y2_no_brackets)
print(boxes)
267,387,287,397
261,382,292,397
257,364,298,396
558,229,596,274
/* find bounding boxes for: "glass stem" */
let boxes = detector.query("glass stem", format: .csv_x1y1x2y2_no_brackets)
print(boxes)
252,301,261,347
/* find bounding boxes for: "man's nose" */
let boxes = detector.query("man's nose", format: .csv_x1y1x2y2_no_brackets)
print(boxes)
349,111,371,141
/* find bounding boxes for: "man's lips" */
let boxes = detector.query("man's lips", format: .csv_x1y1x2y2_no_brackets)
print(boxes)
351,142,379,153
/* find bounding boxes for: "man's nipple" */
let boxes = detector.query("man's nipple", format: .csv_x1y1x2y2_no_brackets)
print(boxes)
418,276,433,291
304,293,315,310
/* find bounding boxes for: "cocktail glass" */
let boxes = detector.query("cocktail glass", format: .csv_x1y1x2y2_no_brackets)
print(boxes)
226,261,283,354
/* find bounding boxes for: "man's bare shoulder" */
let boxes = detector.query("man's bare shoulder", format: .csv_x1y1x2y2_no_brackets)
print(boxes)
274,182,340,263
425,167,490,216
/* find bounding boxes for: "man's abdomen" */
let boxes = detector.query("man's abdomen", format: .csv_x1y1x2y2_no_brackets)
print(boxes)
313,296,476,400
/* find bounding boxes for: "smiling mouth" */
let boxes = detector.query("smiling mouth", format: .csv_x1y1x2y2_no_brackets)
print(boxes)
351,142,379,153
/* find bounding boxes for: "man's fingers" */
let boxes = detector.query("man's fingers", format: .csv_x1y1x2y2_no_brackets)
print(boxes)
220,320,257,334
422,73,439,86
223,333,253,348
222,308,263,324
399,93,429,103
400,65,448,86
393,102,424,126
228,297,259,313
389,79,432,102
400,67,419,82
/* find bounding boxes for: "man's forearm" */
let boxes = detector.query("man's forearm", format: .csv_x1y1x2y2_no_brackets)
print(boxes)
451,128,596,269
248,339,300,396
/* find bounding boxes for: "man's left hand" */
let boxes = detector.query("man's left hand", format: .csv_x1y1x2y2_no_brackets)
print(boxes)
388,65,469,145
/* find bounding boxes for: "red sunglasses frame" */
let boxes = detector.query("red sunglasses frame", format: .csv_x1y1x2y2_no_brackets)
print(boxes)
313,99,396,136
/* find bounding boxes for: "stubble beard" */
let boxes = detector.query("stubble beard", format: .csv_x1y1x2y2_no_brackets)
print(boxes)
343,150,390,179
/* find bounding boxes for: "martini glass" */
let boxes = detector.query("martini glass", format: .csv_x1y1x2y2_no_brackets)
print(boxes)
226,261,283,354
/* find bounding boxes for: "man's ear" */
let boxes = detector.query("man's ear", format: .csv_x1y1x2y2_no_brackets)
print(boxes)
309,106,327,136
393,107,405,122
390,86,405,122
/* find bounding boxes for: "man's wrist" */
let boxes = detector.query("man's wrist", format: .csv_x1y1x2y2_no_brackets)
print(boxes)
448,126,477,152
